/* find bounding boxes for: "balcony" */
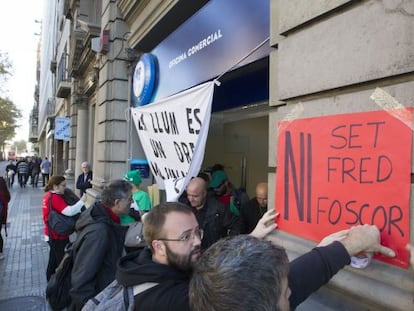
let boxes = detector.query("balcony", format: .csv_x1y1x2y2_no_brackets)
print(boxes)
56,55,71,98
29,116,39,143
57,80,71,98
29,127,38,143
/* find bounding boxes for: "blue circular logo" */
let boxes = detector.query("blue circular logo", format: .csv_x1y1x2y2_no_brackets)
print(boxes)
132,53,157,106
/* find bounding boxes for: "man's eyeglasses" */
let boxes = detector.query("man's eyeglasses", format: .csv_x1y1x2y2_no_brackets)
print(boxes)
157,229,204,242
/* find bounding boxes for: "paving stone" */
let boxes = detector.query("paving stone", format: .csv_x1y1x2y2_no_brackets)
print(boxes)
0,169,52,310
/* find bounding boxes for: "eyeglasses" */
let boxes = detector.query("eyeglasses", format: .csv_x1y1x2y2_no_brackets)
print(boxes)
157,228,204,243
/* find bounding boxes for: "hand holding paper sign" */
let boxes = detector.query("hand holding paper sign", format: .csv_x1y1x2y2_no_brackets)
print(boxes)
276,109,412,267
250,209,279,239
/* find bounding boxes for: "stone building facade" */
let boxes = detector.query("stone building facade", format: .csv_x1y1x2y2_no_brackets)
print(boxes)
268,1,414,310
36,0,413,309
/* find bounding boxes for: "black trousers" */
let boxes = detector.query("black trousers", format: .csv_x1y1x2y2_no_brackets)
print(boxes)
46,238,69,281
32,173,39,187
42,173,50,186
18,173,28,187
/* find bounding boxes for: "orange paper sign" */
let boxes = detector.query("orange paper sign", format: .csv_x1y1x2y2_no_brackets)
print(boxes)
276,109,412,268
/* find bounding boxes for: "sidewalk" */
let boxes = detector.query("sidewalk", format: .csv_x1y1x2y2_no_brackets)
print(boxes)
0,178,51,310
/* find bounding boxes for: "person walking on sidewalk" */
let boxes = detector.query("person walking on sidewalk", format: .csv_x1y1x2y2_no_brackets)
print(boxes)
40,157,52,187
17,159,29,188
5,160,16,188
42,176,86,281
0,177,10,260
30,158,41,188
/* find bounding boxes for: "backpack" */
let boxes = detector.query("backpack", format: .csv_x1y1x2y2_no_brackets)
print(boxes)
82,279,158,311
124,221,146,248
46,243,74,310
47,192,81,236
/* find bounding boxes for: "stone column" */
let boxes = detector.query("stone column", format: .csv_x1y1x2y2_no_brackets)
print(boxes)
93,1,130,185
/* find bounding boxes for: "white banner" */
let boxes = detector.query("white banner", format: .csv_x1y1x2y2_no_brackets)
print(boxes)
131,81,215,201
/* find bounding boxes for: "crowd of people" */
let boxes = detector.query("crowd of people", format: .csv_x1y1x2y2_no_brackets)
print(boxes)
1,158,413,310
5,156,51,188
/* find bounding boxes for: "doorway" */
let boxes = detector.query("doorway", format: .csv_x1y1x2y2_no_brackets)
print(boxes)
204,103,269,197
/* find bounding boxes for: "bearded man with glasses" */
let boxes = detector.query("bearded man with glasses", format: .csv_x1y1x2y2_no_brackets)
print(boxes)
115,202,276,310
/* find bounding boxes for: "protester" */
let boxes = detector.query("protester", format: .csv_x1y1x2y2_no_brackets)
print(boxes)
178,172,211,206
210,169,249,217
115,202,276,310
240,181,268,233
42,176,86,281
76,161,93,196
0,177,10,260
123,169,151,221
69,179,133,310
185,177,239,249
189,225,395,311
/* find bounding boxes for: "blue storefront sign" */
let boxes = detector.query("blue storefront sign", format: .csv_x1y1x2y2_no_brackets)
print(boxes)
130,158,150,178
132,0,270,106
132,53,157,106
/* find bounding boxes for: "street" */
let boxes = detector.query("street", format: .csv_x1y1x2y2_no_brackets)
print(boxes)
0,161,50,310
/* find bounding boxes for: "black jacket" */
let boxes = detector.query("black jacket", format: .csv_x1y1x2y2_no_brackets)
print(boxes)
76,171,93,196
289,241,351,309
5,164,16,174
192,196,237,250
69,201,127,310
116,248,191,311
240,198,267,234
116,241,350,311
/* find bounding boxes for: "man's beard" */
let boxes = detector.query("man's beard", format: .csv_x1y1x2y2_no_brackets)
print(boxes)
165,244,201,272
214,185,227,196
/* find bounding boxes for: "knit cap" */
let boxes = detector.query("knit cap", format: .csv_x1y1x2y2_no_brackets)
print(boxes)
210,170,228,188
124,170,142,186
